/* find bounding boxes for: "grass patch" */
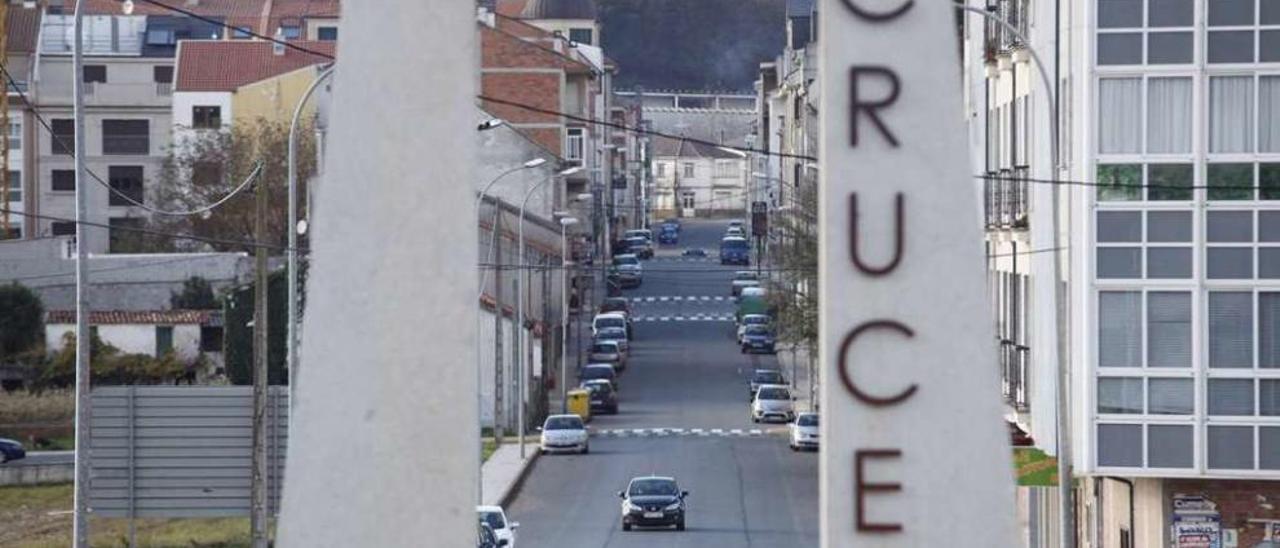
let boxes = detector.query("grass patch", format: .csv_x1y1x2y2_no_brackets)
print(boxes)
0,484,262,547
0,391,75,448
482,439,497,462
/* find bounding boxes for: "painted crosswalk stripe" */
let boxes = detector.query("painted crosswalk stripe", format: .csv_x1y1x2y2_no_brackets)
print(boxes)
749,429,763,436
730,429,744,436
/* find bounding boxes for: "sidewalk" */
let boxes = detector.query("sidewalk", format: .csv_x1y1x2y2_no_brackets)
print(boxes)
481,442,539,507
776,343,820,413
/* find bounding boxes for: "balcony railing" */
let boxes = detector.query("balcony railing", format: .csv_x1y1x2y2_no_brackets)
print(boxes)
983,167,1028,230
983,0,1028,60
999,339,1030,411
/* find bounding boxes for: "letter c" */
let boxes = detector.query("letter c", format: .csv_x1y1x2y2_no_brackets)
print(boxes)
838,320,918,406
839,0,914,22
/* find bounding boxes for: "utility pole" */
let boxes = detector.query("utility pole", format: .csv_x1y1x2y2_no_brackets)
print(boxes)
250,160,269,548
540,259,550,423
510,277,519,441
493,210,505,445
1,0,10,238
71,0,92,544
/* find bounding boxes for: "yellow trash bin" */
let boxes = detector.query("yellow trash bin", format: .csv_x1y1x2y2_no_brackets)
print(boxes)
567,389,592,422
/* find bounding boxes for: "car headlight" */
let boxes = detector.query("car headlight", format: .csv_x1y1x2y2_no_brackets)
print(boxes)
664,502,681,511
627,503,644,512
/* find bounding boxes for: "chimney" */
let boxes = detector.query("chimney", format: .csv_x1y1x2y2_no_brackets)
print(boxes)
273,29,286,55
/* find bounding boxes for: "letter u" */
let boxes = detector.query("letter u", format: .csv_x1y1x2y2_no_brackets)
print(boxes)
849,193,904,276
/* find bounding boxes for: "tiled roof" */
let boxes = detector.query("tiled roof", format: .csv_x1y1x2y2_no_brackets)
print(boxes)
47,310,216,325
69,0,339,36
652,135,744,159
5,6,42,54
175,40,334,92
494,0,529,17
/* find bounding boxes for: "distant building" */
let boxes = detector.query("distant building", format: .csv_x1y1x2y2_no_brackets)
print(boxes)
650,136,746,218
496,0,599,46
45,309,226,378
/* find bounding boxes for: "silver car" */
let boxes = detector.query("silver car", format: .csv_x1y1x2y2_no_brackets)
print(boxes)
590,340,626,371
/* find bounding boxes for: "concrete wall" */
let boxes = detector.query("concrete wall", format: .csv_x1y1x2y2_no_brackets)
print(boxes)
0,460,74,486
233,65,323,125
46,322,202,360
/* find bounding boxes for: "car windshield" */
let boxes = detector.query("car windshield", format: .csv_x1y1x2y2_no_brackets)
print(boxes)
598,330,625,340
758,387,789,400
734,272,758,281
592,343,617,353
545,416,583,430
597,317,625,328
754,371,783,384
614,256,639,266
629,479,678,497
627,238,647,245
586,382,612,395
797,415,819,427
602,299,628,311
721,239,749,250
744,316,768,325
479,511,505,529
745,325,770,335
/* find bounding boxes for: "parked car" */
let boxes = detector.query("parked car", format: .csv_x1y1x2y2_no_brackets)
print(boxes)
590,340,626,371
599,297,633,318
477,506,518,547
611,255,643,288
749,369,787,399
582,379,619,414
661,218,681,231
580,363,619,391
682,247,707,258
751,385,795,423
592,312,629,337
728,220,745,230
625,237,654,259
619,476,689,531
478,522,500,548
719,237,750,265
730,271,760,296
539,414,589,454
789,413,819,451
595,327,630,354
724,226,745,239
0,438,26,463
736,314,772,343
624,229,654,243
740,325,777,354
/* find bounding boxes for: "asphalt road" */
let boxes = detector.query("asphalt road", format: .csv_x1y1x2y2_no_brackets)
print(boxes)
5,450,72,466
508,219,818,548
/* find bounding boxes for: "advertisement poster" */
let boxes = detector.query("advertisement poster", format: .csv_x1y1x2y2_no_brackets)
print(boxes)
1172,495,1222,548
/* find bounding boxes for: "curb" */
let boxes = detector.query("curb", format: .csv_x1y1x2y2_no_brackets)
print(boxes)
496,449,541,508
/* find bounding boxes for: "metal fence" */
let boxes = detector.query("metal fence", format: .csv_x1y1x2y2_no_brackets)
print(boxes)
89,386,287,518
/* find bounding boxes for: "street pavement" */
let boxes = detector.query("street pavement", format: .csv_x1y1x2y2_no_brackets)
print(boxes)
12,450,72,466
507,219,819,547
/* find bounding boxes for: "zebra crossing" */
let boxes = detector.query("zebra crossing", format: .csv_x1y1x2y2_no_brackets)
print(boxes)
628,295,732,303
590,427,785,438
632,313,735,322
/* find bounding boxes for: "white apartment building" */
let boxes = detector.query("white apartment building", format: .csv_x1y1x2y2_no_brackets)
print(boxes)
650,136,747,218
970,0,1280,546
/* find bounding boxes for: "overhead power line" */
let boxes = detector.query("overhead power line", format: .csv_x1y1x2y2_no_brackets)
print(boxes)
0,207,298,252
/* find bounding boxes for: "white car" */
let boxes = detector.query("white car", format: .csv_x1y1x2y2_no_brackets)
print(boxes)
730,271,760,296
789,413,819,451
592,312,629,337
725,226,745,238
751,384,795,423
540,414,589,454
477,505,519,547
736,314,772,343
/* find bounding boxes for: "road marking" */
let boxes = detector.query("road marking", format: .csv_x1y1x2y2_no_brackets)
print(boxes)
749,429,764,436
730,429,744,436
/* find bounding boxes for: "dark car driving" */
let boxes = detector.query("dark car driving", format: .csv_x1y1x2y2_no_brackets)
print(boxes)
0,438,26,463
619,476,688,531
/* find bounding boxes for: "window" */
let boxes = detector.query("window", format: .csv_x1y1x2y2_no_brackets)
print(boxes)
51,221,76,236
232,26,252,39
1097,424,1143,466
52,170,75,192
102,120,149,155
82,65,106,83
1209,378,1255,415
656,162,666,177
1147,78,1191,153
280,25,301,39
155,325,174,355
192,106,222,129
1098,377,1143,413
680,191,695,210
1263,379,1280,414
1210,76,1255,153
5,170,20,203
153,66,173,84
1148,378,1193,414
683,163,695,178
1148,164,1193,200
108,217,144,253
1147,425,1193,467
1098,79,1141,153
200,326,224,352
1262,293,1280,367
1208,425,1254,469
317,26,338,41
1207,163,1255,201
715,160,735,178
51,119,74,155
1206,211,1256,277
568,28,593,45
1209,292,1253,368
1096,0,1193,65
565,128,584,164
7,120,20,151
146,29,175,46
1263,76,1280,153
1096,210,1192,278
1148,292,1191,366
1099,291,1142,367
108,166,144,206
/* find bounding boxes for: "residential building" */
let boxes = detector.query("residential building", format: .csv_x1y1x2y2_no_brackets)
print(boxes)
45,309,226,378
965,0,1280,546
2,2,43,240
617,89,757,149
650,136,747,218
496,0,600,46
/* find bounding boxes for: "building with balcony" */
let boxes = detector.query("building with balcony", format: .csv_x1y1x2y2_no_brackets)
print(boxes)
966,0,1280,546
2,2,43,241
650,136,747,218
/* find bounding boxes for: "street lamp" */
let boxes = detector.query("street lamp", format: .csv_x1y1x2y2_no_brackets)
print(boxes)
558,216,579,413
472,155,548,505
516,165,583,458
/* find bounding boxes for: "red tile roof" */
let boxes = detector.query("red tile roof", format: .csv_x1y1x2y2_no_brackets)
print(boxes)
47,310,215,325
69,0,339,36
494,0,530,18
175,39,334,92
5,6,43,54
